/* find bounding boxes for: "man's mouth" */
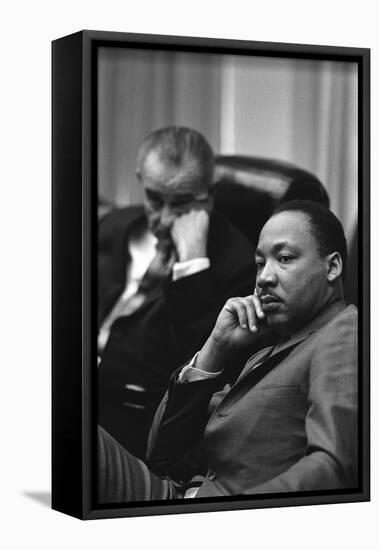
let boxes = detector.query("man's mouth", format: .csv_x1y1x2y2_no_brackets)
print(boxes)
260,294,281,303
260,294,282,311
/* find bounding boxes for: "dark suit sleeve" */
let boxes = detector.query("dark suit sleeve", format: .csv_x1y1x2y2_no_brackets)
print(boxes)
166,257,253,318
245,307,358,494
163,214,255,363
146,369,223,479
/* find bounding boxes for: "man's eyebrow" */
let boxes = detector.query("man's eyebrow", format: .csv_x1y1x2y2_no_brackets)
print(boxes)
170,194,196,202
255,241,298,256
145,188,160,197
145,188,200,200
272,241,292,251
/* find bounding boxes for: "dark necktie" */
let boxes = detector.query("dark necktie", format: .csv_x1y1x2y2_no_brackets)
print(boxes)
138,240,177,294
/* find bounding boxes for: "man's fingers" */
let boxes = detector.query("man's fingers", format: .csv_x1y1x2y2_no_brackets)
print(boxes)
227,297,259,333
245,296,259,332
252,294,265,319
233,299,249,330
227,295,265,333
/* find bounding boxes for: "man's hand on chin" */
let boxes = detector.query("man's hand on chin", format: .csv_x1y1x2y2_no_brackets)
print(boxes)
171,210,210,262
195,294,267,373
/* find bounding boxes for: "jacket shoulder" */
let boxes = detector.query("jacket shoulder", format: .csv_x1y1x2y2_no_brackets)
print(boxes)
100,204,145,226
99,205,145,238
311,304,358,356
320,304,358,333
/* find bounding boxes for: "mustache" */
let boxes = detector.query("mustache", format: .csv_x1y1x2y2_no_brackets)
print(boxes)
255,290,282,303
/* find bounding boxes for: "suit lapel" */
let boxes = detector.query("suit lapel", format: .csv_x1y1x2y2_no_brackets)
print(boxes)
233,337,306,388
132,283,164,315
112,210,146,286
232,299,348,388
101,209,147,320
210,341,301,415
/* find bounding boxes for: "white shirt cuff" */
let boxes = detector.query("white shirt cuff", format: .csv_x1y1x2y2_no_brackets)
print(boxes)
172,257,210,281
178,352,223,383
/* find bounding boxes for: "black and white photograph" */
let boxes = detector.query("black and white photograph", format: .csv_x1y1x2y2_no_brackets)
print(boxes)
3,1,378,548
71,34,369,515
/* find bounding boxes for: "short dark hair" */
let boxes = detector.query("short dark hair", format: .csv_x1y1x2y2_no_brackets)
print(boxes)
272,200,348,274
136,126,214,187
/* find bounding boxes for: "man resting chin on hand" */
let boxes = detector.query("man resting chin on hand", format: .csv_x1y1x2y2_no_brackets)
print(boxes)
98,200,358,503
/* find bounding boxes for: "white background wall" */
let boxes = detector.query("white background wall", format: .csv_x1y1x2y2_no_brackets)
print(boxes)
1,2,377,549
99,52,358,242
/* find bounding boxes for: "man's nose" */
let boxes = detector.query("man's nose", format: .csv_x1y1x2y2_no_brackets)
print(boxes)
256,262,278,288
159,205,175,227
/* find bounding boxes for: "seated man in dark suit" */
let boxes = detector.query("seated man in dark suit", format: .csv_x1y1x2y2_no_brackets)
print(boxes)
98,127,254,458
98,199,358,502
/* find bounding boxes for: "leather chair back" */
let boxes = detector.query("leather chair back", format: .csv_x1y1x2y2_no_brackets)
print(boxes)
213,155,329,247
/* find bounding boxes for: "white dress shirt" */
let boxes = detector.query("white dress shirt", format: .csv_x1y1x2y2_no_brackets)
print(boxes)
98,224,210,351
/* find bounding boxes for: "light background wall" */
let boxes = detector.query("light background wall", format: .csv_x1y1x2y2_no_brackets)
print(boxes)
98,48,222,205
1,2,377,550
99,50,357,242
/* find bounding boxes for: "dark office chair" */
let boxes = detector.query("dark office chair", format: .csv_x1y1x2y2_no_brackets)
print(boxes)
213,155,329,247
212,155,360,305
99,155,329,244
98,156,331,310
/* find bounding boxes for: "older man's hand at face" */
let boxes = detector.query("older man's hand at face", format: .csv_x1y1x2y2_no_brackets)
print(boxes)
171,209,210,262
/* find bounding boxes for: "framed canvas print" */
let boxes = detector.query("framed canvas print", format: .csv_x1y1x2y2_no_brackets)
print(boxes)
52,30,370,520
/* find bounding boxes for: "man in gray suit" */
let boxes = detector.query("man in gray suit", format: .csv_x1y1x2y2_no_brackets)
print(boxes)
98,199,358,502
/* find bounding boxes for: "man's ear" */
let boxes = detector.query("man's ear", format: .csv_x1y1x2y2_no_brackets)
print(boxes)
326,251,343,282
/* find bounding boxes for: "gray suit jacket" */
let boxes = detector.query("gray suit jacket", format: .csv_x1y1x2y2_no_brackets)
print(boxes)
147,300,358,496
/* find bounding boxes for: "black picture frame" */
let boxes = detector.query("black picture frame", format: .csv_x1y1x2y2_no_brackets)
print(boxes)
52,30,370,520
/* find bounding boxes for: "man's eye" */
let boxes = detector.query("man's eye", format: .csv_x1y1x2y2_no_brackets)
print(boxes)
147,196,162,207
278,255,292,264
255,260,265,269
171,200,188,209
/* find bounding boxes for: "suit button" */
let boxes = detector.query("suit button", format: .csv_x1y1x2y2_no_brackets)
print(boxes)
208,471,216,481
